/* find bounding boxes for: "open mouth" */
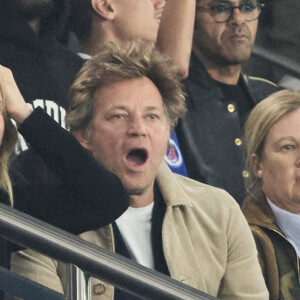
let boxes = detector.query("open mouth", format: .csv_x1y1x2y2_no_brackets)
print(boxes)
126,148,148,166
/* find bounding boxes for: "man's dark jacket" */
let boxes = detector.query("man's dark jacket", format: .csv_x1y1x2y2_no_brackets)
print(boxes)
176,53,279,205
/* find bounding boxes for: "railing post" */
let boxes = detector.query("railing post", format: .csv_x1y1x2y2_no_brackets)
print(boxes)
65,265,91,300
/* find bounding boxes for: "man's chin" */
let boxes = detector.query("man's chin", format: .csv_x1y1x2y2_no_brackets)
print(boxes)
221,51,252,65
124,182,153,196
126,188,148,196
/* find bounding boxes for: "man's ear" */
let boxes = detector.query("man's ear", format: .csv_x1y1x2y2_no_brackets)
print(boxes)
73,130,93,151
91,0,115,20
251,153,263,178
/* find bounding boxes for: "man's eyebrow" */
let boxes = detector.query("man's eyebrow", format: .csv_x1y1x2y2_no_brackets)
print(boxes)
210,0,231,4
144,106,161,111
209,0,256,4
107,105,128,110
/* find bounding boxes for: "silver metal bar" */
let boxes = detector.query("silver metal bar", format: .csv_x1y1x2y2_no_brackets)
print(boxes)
0,204,218,300
0,266,64,300
65,265,90,300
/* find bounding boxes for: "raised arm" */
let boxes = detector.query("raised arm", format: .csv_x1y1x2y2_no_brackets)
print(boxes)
156,0,196,79
0,65,129,233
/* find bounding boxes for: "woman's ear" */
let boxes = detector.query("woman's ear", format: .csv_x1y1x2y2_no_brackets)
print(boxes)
73,130,93,151
251,153,263,178
91,0,115,21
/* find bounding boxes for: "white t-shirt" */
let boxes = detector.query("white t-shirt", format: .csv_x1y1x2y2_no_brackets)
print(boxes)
115,202,155,269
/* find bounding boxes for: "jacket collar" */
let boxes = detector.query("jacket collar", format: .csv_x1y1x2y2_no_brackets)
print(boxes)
156,162,193,208
185,52,258,109
242,192,279,231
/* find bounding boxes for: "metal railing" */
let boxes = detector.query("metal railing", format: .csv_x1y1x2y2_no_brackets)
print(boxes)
0,203,218,300
0,266,64,300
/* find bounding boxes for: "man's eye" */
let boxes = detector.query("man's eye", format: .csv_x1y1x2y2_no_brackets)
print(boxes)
147,114,158,120
111,114,125,119
211,4,231,13
241,3,256,12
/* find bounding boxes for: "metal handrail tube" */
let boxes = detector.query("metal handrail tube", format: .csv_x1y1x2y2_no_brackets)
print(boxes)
0,266,64,300
65,264,90,300
252,45,300,77
0,204,218,300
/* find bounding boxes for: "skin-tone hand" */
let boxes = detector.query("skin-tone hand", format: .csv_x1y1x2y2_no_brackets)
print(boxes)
0,65,33,123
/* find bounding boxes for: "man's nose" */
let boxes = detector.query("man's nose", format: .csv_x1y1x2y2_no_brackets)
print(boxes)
228,7,245,25
127,114,147,137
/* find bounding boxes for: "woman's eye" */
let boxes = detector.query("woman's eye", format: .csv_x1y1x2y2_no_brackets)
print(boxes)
282,144,295,151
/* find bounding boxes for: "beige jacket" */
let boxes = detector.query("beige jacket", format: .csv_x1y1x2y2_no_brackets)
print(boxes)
9,163,268,299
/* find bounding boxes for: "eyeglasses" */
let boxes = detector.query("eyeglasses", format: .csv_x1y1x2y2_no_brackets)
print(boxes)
197,2,264,23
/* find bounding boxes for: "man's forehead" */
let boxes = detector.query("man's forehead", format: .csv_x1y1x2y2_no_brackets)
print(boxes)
94,77,164,108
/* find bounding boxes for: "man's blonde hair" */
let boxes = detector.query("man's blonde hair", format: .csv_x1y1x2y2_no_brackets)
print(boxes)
66,41,186,133
244,89,300,198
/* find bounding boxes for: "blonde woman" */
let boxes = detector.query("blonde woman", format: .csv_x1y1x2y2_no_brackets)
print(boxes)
243,90,300,300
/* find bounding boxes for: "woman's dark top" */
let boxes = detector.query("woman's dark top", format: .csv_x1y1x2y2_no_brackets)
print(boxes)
13,107,129,233
1,107,129,272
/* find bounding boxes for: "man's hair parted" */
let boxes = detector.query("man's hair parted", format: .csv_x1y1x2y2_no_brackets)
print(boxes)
66,41,186,133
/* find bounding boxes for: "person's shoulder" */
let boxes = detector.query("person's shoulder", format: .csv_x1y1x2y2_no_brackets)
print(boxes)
55,44,84,67
245,74,280,102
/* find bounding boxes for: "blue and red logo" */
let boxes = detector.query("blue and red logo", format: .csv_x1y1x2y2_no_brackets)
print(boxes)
164,138,183,167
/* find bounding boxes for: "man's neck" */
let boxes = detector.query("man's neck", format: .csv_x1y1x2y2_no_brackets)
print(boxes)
129,187,155,208
193,47,242,85
81,19,133,57
81,34,128,57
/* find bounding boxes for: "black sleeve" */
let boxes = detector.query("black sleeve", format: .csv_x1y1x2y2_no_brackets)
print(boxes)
15,107,129,233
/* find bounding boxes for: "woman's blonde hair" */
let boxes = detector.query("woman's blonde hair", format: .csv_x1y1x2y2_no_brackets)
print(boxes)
0,113,18,204
244,89,300,198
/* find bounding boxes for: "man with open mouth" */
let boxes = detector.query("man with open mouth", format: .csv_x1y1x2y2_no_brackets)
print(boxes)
9,42,268,300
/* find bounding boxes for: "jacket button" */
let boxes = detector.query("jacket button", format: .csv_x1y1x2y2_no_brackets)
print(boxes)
227,104,235,113
242,170,249,178
94,283,106,295
235,138,242,146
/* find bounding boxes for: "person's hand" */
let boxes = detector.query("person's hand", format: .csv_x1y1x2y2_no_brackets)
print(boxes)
0,65,32,123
